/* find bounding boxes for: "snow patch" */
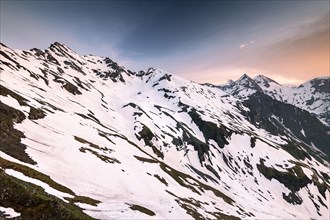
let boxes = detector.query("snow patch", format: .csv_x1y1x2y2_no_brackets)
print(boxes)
0,206,21,218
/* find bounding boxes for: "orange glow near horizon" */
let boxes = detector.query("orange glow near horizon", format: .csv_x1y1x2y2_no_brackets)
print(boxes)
179,14,330,86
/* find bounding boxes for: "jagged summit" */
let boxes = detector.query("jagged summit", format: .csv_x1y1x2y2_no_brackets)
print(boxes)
253,74,280,87
49,41,69,50
237,73,250,81
218,73,262,98
0,43,329,219
235,74,262,90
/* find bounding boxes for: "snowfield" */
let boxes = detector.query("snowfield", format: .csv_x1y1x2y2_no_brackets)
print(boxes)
0,42,329,219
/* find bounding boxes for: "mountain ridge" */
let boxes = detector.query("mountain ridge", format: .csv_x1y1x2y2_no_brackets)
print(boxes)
217,73,330,126
0,42,329,219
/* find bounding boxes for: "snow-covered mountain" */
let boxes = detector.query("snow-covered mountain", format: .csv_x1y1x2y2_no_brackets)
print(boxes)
0,42,329,220
219,74,263,98
219,74,330,126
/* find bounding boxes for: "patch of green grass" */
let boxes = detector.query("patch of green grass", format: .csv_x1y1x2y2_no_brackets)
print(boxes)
79,147,120,164
75,135,119,163
166,191,205,219
98,131,116,144
67,196,100,207
75,113,115,131
0,85,29,106
154,174,168,186
0,169,94,220
62,81,82,95
73,133,113,153
0,87,45,164
160,163,201,195
1,158,102,210
0,102,36,164
28,106,46,120
206,211,241,220
35,99,64,112
74,136,102,150
128,204,155,216
167,190,240,220
177,200,204,220
160,162,234,205
133,155,158,163
0,158,74,195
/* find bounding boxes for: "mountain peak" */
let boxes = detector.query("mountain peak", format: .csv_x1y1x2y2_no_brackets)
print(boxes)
254,74,280,86
254,74,267,80
298,77,330,93
237,73,251,81
49,41,65,49
217,73,262,98
52,41,64,47
49,41,75,54
234,73,262,92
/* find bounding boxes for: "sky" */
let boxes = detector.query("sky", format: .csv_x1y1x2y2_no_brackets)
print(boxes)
1,0,329,84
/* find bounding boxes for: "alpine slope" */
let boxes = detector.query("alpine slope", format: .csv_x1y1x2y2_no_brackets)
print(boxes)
0,42,329,220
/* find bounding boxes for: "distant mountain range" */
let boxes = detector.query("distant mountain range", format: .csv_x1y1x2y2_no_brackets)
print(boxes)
217,74,330,126
0,42,329,219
